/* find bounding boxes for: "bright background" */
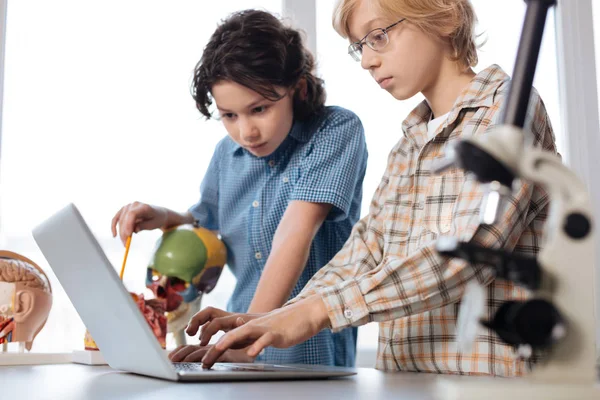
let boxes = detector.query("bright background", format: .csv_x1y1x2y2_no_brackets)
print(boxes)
0,0,598,366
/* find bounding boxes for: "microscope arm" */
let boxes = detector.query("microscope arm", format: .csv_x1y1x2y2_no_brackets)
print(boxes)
436,236,542,290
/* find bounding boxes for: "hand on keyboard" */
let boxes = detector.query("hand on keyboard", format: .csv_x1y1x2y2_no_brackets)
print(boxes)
169,344,255,364
185,307,263,346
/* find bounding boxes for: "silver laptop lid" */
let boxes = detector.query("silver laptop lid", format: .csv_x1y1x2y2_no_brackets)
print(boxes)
32,203,178,381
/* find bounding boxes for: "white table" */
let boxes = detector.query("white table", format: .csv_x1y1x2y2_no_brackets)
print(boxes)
4,363,598,399
0,364,440,400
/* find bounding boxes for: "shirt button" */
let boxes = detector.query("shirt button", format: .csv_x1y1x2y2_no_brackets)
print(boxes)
282,177,289,183
252,201,259,208
344,309,353,319
268,160,276,167
255,252,262,260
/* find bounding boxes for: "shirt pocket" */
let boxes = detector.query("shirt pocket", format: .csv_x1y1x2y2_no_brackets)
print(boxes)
259,166,301,239
382,174,413,245
450,173,485,241
276,166,301,198
419,169,465,245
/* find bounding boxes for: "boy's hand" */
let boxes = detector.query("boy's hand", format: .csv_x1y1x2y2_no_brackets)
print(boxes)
111,202,169,245
168,345,255,363
200,295,331,369
185,307,263,345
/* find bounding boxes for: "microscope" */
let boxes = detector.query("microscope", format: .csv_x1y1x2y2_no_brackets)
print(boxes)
433,0,599,398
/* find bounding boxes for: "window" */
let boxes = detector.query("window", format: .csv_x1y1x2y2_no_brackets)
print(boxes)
0,0,281,353
315,0,564,364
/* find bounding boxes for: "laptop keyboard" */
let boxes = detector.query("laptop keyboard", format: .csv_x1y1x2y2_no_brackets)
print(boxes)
173,362,305,372
174,362,215,372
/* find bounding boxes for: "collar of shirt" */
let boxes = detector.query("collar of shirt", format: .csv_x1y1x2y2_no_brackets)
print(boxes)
402,64,510,147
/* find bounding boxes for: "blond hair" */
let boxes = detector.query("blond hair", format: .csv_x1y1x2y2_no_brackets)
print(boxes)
333,0,480,68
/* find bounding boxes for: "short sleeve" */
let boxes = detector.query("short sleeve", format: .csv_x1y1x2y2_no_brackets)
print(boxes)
188,142,221,230
290,108,367,221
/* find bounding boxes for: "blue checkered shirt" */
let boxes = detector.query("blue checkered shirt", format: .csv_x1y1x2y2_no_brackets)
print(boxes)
190,106,367,366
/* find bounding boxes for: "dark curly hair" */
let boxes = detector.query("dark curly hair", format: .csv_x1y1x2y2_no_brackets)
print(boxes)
192,9,326,121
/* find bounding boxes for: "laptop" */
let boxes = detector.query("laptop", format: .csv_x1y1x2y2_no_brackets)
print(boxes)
32,203,357,382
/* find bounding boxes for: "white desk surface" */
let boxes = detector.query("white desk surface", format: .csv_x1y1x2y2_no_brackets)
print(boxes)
0,363,442,400
5,363,598,399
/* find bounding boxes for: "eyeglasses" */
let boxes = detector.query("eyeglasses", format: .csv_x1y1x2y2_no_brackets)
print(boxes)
348,18,406,62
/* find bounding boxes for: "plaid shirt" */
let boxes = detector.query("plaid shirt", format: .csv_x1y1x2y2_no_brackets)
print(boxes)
289,65,557,376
